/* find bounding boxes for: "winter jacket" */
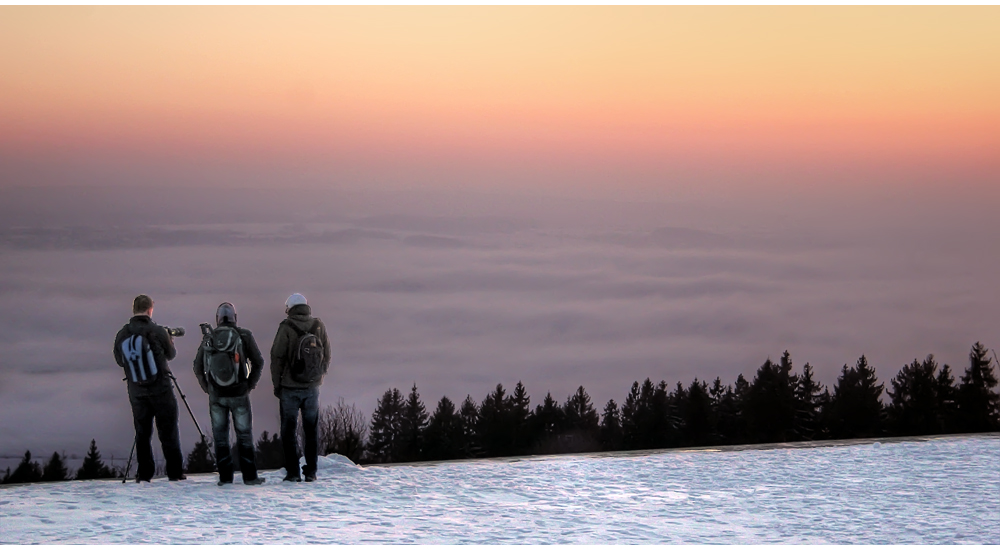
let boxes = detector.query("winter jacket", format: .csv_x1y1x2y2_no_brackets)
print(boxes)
270,304,331,391
113,315,177,397
193,323,265,398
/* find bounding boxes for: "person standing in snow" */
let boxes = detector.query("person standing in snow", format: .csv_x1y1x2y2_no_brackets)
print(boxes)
193,302,266,486
270,293,331,482
113,294,186,482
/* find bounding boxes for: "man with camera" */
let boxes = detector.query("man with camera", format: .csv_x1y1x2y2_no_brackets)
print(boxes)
193,302,266,486
113,294,186,482
270,293,331,482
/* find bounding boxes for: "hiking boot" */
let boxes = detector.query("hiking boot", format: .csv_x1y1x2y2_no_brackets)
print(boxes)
244,477,266,486
217,480,233,487
169,474,187,481
304,473,316,482
136,477,151,483
282,474,302,482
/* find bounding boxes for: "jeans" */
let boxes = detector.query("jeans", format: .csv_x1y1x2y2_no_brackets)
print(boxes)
279,387,319,477
129,388,184,481
209,393,258,482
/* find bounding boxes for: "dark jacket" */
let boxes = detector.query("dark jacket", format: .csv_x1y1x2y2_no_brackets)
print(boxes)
193,322,265,398
113,315,177,397
270,304,331,391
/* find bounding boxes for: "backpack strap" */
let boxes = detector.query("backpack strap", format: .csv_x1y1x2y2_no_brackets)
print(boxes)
282,319,319,337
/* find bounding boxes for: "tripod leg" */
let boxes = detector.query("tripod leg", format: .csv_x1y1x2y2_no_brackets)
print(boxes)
122,437,136,484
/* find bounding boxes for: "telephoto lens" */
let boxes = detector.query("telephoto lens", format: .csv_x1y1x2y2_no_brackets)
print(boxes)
166,327,186,337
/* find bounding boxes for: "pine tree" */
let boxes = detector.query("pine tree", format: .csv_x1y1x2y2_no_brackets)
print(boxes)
745,352,799,444
185,436,215,474
680,379,712,447
794,363,827,440
709,377,738,445
77,439,114,480
458,395,482,458
936,363,959,433
7,450,43,484
957,342,1000,433
888,355,942,435
530,392,565,453
366,388,404,463
41,452,70,482
620,381,642,450
399,383,429,462
255,431,284,470
561,386,600,452
477,383,513,457
424,396,464,461
599,399,623,451
828,356,885,439
510,381,532,455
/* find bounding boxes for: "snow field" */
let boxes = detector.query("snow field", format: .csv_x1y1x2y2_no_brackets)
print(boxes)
1,435,997,543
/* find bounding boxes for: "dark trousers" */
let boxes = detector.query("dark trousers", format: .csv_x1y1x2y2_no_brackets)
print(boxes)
209,393,259,482
279,387,319,477
129,389,184,481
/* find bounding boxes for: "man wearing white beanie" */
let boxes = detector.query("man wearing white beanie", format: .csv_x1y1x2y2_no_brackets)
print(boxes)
270,293,331,482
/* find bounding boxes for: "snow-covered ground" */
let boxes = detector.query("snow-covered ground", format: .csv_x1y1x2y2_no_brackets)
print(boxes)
1,434,997,544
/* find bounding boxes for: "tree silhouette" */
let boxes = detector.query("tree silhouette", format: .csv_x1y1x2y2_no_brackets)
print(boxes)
561,386,601,453
77,439,115,480
888,355,943,435
477,383,513,457
793,363,827,440
185,437,215,474
828,356,885,439
366,388,404,463
680,379,712,447
529,392,564,454
957,342,1000,432
318,399,368,462
935,363,959,433
399,384,429,462
599,399,623,451
745,353,799,443
41,452,70,482
6,450,43,484
424,396,464,461
458,395,482,458
510,381,532,455
255,431,284,470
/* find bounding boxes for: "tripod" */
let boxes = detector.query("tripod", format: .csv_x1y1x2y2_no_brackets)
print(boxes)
121,371,214,483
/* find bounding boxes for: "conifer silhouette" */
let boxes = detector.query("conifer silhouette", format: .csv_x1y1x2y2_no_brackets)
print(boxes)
399,384,428,462
7,450,43,484
185,437,215,474
77,439,114,480
957,342,1000,432
41,452,69,482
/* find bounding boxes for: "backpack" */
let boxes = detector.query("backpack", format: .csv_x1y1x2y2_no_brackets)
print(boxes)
121,332,159,385
202,326,247,387
284,320,325,384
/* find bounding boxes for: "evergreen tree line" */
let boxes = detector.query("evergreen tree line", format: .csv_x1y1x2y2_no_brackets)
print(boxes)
1,439,120,484
361,342,999,464
5,343,996,482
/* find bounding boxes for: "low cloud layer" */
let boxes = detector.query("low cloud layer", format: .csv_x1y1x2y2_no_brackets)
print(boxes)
0,186,997,461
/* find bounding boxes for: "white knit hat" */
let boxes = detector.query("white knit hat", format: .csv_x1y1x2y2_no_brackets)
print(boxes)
285,293,308,311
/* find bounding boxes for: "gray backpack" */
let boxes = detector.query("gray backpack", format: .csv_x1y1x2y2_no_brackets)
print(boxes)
121,332,159,385
202,326,247,387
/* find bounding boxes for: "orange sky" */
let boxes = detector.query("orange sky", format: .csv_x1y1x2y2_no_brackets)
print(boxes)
1,6,997,195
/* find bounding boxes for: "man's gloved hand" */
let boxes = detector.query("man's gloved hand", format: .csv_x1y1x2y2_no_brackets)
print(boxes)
273,387,281,398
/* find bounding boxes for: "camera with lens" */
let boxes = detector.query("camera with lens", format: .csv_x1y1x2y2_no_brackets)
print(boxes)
165,326,186,338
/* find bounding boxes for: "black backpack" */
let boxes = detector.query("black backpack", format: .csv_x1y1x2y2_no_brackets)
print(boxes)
284,320,324,383
120,331,159,385
202,326,247,387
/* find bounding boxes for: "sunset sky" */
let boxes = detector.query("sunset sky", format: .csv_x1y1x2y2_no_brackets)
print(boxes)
2,6,998,198
1,6,997,462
